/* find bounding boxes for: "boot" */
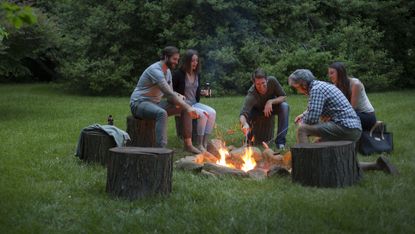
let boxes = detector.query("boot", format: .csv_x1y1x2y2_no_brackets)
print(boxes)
197,135,206,152
184,138,201,154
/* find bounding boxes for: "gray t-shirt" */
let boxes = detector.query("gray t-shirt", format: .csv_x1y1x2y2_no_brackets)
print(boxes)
130,61,173,104
240,76,286,118
184,74,198,105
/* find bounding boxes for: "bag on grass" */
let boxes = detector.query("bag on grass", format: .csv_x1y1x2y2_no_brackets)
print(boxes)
358,121,393,155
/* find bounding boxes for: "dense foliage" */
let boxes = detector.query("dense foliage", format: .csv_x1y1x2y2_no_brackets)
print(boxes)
1,0,414,95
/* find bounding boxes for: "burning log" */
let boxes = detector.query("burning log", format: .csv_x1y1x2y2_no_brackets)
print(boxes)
291,141,362,188
195,151,218,163
175,158,204,173
203,162,248,177
206,139,225,158
230,146,262,162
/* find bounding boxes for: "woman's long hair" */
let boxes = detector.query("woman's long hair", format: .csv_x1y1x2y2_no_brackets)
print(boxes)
181,49,200,74
329,62,351,101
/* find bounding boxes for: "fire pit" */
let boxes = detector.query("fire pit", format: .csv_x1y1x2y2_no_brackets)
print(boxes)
175,139,291,179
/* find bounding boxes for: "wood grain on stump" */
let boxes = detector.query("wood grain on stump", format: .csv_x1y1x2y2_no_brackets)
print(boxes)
106,147,173,200
291,141,362,188
80,130,116,166
126,115,156,147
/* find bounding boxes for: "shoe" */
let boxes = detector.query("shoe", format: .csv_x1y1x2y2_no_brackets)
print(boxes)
376,156,399,176
277,144,285,151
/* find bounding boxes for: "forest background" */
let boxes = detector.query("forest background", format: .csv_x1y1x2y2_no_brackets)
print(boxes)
1,0,414,95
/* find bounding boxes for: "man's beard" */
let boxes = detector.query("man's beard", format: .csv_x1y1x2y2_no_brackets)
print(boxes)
165,59,176,69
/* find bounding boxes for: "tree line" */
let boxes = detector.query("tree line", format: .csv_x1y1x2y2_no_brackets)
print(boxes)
1,0,414,95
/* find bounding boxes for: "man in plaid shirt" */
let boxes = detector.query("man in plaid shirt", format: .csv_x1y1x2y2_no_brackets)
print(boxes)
288,69,362,143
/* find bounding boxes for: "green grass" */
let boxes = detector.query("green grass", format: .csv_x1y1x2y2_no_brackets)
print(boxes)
0,84,414,233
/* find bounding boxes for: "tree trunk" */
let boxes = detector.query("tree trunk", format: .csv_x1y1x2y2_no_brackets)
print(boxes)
126,115,156,147
106,147,174,200
251,115,275,146
80,130,116,166
291,141,362,188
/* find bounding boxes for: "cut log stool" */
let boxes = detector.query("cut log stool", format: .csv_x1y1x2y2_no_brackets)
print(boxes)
106,147,174,200
175,116,198,142
79,130,116,166
291,141,362,188
250,115,275,146
126,115,156,147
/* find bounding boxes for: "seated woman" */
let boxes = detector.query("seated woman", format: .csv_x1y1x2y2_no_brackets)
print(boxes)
328,62,377,131
173,49,216,151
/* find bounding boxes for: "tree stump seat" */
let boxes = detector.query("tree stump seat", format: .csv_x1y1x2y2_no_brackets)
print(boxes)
79,130,116,166
291,141,362,188
106,147,174,200
126,115,156,147
175,116,198,142
250,115,275,146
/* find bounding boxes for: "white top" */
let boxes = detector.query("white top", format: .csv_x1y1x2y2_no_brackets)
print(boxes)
350,77,374,113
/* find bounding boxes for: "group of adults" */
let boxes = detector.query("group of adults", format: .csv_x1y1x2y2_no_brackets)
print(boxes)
129,46,377,155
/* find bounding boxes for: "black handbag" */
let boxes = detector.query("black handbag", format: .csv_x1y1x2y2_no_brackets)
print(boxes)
358,121,393,155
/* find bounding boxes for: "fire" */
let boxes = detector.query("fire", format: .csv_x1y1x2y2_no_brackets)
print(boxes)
240,147,256,172
217,148,235,168
216,146,256,172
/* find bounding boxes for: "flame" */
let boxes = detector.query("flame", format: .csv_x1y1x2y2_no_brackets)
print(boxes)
217,148,235,168
240,147,256,172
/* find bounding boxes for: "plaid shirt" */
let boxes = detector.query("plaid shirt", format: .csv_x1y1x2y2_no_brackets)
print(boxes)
302,80,362,130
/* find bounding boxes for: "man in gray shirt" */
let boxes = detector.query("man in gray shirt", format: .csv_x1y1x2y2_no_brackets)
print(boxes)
240,68,289,150
130,46,200,153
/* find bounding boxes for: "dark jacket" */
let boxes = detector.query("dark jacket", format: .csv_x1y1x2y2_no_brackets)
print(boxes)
172,69,201,103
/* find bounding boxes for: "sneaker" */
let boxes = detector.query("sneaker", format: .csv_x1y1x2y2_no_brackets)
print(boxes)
277,144,286,151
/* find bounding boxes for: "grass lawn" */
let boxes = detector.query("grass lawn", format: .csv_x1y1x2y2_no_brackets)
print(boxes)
0,84,414,233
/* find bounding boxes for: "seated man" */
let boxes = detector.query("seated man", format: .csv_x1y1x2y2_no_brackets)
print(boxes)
288,69,361,143
129,46,199,153
239,68,289,150
288,69,398,175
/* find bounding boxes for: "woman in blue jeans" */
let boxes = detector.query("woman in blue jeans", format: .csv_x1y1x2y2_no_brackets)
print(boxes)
173,49,216,151
328,62,377,131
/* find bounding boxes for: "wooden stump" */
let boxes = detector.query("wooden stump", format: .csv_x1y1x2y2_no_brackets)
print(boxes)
175,116,198,141
291,141,362,188
251,115,275,145
106,147,174,200
126,115,156,147
80,130,116,166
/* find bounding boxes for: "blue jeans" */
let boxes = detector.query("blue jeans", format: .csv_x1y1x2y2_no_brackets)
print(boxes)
130,100,191,147
248,102,289,145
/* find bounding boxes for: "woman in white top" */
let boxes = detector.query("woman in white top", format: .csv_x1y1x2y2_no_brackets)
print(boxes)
328,62,377,130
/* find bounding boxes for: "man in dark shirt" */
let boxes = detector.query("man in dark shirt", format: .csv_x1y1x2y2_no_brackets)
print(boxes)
239,68,289,149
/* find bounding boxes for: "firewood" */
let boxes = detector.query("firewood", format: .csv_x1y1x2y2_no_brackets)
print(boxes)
247,168,268,180
203,162,248,177
195,151,219,163
175,158,204,172
206,139,225,158
201,169,217,178
230,146,262,162
267,165,290,177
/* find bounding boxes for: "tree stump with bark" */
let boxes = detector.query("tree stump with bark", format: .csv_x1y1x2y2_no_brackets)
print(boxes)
250,115,275,146
106,147,174,200
175,116,198,141
291,141,362,188
126,115,156,147
79,130,116,166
